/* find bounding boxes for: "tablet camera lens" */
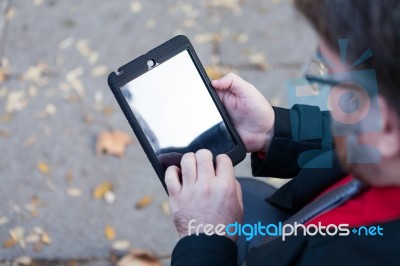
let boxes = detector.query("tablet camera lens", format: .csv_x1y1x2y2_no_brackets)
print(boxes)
147,59,156,69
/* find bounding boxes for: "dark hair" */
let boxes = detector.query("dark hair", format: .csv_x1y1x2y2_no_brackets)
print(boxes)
295,0,400,113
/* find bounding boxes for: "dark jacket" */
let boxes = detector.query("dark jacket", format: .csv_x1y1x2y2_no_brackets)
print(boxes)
171,105,400,266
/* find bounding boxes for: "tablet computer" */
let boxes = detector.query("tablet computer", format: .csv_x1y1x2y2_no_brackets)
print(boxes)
108,35,246,191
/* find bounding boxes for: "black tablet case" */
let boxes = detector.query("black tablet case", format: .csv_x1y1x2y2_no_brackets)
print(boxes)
108,35,246,191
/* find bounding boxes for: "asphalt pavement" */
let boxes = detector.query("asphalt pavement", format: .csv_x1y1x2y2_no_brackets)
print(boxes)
0,0,315,264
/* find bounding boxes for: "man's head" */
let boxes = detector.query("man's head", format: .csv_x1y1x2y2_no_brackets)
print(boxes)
295,0,400,186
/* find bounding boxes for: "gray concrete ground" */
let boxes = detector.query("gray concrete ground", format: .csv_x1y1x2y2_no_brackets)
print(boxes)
0,0,315,264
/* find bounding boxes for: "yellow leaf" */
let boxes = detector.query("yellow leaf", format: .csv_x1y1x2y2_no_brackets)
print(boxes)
93,181,113,199
96,130,133,157
105,225,116,241
160,200,171,216
205,66,224,80
3,238,16,248
135,195,153,209
130,1,142,13
41,232,52,245
37,162,50,175
91,65,108,78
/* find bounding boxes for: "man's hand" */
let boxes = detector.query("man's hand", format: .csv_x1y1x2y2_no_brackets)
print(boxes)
165,149,243,241
212,73,275,153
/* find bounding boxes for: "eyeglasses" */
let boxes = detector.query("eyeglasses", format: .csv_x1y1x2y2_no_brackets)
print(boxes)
301,49,350,87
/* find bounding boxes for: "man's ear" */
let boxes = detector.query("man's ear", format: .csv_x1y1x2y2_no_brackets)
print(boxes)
377,96,400,159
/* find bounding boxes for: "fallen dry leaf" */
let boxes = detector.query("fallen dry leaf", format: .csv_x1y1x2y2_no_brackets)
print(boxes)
25,234,40,243
104,191,116,204
247,52,268,71
0,216,9,226
33,241,43,253
102,106,113,117
37,161,50,175
41,232,51,245
96,130,133,157
0,113,13,123
0,129,11,138
5,6,16,21
9,226,26,249
58,38,74,50
205,66,224,80
105,225,116,241
45,103,57,115
65,170,74,184
33,0,44,6
135,195,153,209
130,1,142,13
13,256,32,266
0,68,9,82
234,33,249,44
22,63,49,84
117,249,162,266
193,33,221,45
67,187,83,197
93,181,113,199
3,238,16,248
91,65,108,77
112,239,130,252
160,200,171,216
5,90,28,113
23,135,37,147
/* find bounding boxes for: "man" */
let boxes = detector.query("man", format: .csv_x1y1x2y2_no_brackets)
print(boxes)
165,0,400,265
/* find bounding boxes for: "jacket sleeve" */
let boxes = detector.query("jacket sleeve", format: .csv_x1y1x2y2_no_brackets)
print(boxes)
171,234,237,266
251,104,333,179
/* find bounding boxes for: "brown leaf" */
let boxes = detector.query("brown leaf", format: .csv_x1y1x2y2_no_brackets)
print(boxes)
0,129,11,138
96,130,133,157
33,241,43,253
0,114,13,123
65,170,74,184
102,106,114,117
41,232,51,245
37,162,50,175
105,225,116,241
117,249,162,266
135,195,153,209
93,181,113,199
205,66,224,80
0,68,9,82
3,238,16,248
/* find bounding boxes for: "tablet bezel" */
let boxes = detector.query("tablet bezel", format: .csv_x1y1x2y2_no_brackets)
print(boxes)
108,35,246,192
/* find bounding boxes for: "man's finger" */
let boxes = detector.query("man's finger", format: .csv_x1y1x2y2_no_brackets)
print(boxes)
195,149,215,183
215,154,234,180
211,73,251,98
165,166,182,197
180,152,197,186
